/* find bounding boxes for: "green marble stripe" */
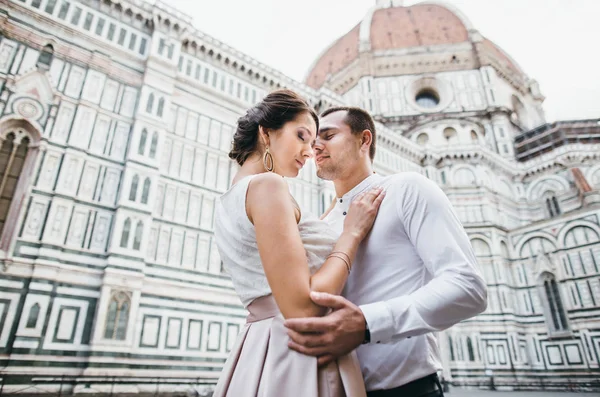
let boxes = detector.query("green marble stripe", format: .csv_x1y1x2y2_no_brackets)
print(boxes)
139,303,245,319
8,348,228,363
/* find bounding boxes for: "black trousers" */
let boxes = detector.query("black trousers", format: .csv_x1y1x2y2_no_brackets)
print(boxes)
366,373,444,397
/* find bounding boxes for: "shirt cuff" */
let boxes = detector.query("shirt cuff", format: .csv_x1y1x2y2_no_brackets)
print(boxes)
359,301,395,344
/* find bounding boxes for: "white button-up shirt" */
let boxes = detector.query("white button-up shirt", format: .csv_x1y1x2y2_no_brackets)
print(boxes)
324,172,487,392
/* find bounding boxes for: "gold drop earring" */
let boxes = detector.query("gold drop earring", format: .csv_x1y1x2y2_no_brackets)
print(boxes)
263,146,274,172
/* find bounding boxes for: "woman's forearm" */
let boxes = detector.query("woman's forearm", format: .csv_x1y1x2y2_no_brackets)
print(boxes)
309,231,361,296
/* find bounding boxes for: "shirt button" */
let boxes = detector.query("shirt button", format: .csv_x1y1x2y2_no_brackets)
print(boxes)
339,199,343,203
343,212,347,216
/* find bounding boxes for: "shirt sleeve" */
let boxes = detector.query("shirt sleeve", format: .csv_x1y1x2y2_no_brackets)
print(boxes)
359,173,488,344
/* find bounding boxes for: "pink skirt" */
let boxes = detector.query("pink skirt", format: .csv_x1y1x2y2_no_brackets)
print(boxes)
213,295,366,397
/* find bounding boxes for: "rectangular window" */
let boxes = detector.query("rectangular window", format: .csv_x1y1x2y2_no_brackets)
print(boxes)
220,76,226,91
503,144,509,154
31,0,42,8
129,33,137,51
107,23,116,41
228,79,233,95
237,83,241,98
70,6,82,25
167,44,174,59
83,12,93,30
57,1,69,19
195,65,201,80
499,127,505,138
158,38,165,55
178,56,183,71
139,37,147,55
118,28,127,46
203,69,210,84
186,60,192,76
45,0,57,14
244,87,249,101
252,89,257,103
95,18,105,35
212,71,217,87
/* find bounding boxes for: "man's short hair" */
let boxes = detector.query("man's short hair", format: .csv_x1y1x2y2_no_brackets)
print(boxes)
320,106,376,161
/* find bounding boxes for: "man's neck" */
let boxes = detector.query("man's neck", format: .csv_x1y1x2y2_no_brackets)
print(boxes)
333,166,374,198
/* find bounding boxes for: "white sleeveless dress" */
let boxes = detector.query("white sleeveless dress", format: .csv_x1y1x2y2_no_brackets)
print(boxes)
213,175,366,397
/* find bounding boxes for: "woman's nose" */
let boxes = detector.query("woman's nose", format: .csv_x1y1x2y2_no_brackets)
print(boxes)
303,146,314,159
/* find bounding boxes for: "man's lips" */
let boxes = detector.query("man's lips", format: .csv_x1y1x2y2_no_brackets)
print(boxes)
315,156,329,164
296,160,305,168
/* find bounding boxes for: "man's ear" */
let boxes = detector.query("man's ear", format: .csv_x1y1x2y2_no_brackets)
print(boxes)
360,129,373,154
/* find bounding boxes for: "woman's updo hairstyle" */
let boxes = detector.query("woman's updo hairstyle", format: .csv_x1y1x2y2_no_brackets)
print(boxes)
229,89,319,166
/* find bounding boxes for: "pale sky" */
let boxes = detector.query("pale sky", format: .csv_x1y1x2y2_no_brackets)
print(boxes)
168,0,599,123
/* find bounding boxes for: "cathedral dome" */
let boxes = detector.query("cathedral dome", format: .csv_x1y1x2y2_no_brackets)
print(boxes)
305,1,524,91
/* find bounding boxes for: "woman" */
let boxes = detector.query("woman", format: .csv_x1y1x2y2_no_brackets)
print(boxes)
213,90,385,396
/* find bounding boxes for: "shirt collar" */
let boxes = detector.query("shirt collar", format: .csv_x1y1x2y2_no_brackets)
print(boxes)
339,173,384,202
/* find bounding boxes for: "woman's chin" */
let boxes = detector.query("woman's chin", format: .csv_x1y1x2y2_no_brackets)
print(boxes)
282,168,299,178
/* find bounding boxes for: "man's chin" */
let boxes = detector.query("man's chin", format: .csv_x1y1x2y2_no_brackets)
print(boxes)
316,168,335,181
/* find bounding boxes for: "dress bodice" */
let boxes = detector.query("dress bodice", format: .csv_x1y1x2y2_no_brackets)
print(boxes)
214,175,338,306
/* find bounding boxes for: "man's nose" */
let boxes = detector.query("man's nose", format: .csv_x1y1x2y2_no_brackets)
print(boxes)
313,138,324,153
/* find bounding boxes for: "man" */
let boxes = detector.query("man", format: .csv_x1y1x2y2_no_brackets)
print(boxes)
284,107,488,397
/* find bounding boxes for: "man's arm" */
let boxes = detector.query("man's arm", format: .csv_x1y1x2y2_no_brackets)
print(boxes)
360,172,487,344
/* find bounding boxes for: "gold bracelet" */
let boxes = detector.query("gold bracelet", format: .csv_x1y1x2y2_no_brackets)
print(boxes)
327,253,351,274
330,251,351,263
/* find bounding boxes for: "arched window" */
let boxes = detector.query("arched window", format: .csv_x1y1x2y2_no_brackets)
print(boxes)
120,218,131,248
157,98,165,117
0,132,31,240
141,178,151,204
540,273,568,333
545,195,561,218
448,335,455,361
104,291,130,340
138,129,148,155
443,127,457,142
470,130,478,141
26,303,40,328
133,221,143,251
416,132,429,145
466,337,475,361
149,132,158,159
129,175,139,201
37,44,54,69
146,93,155,113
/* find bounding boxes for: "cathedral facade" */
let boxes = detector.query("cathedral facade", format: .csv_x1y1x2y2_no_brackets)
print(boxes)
0,0,598,394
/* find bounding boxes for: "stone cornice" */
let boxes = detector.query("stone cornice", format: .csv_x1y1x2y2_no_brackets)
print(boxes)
4,2,144,86
178,29,343,106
